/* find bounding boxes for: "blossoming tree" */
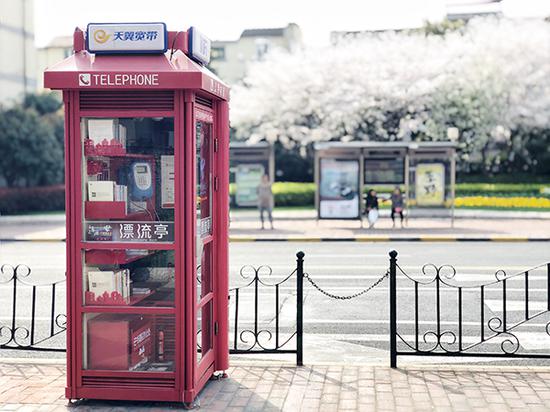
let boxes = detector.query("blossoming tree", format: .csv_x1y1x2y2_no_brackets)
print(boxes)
230,17,550,174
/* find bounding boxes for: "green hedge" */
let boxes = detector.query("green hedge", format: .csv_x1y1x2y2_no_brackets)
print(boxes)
455,183,550,197
231,182,550,208
0,185,65,215
272,182,316,207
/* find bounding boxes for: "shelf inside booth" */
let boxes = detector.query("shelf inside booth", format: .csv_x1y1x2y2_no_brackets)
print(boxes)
84,283,172,307
84,290,154,306
85,201,152,220
85,249,156,265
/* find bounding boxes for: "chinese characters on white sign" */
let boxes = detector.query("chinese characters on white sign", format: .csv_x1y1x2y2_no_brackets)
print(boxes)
86,222,174,242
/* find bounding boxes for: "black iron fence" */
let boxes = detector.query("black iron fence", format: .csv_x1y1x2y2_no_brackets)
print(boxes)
7,247,550,369
0,264,66,352
229,252,304,366
0,252,305,365
389,250,550,367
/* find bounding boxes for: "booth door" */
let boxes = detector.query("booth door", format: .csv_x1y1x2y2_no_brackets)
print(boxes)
77,108,179,393
195,112,216,377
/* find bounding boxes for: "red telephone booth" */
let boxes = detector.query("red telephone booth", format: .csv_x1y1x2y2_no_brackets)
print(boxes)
44,23,229,404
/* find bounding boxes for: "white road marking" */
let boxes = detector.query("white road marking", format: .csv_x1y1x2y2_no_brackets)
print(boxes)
230,333,550,347
234,319,550,328
229,264,543,271
303,254,411,258
485,300,548,312
512,331,550,350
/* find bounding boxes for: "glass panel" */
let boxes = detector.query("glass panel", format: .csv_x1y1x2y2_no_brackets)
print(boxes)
83,313,175,371
81,117,175,242
196,121,212,238
196,240,203,300
196,242,212,303
83,249,175,307
196,300,213,362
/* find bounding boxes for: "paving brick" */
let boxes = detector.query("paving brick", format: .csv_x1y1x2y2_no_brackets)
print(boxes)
3,362,550,411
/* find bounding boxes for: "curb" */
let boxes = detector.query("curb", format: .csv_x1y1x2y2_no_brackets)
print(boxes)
0,238,66,242
1,358,550,372
1,237,550,243
230,236,550,242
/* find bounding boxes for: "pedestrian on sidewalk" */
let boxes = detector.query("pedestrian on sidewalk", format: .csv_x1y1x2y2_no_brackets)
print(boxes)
257,174,274,230
365,189,380,228
391,186,405,228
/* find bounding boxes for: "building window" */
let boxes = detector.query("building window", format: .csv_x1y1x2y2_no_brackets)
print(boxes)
211,46,225,61
255,38,270,60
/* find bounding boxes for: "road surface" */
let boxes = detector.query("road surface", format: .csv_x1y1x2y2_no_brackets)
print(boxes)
0,241,549,366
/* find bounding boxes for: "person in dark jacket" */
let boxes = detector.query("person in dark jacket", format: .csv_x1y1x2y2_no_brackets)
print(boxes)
391,187,405,228
365,189,380,228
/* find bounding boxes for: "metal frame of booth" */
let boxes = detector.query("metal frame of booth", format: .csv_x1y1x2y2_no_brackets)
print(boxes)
314,141,457,225
44,26,229,405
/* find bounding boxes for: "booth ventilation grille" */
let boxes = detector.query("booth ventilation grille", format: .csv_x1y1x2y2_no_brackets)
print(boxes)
196,95,213,108
82,376,176,389
79,91,175,111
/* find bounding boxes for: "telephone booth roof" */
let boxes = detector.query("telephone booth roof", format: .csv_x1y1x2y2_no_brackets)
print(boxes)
44,30,229,100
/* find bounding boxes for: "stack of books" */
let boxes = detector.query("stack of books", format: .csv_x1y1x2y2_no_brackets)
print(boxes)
88,269,131,300
87,180,128,212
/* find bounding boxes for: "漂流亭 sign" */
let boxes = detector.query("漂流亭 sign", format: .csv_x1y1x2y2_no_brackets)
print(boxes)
87,23,167,54
86,221,174,242
188,26,211,65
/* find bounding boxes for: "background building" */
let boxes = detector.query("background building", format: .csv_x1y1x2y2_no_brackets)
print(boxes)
0,0,36,105
36,35,72,90
446,0,503,21
209,23,302,85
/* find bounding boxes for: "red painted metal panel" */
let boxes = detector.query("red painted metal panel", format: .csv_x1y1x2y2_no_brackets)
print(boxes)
174,89,184,398
56,29,229,403
183,92,196,398
80,242,174,250
82,370,174,379
44,51,230,99
193,102,217,384
77,387,180,402
183,362,215,403
80,91,174,111
81,306,175,315
215,100,230,372
64,90,76,399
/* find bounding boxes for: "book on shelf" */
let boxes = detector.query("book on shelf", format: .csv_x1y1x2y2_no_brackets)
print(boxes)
114,184,128,212
88,269,131,300
123,268,130,299
87,119,118,144
88,181,115,201
88,270,116,297
132,287,151,295
118,124,127,148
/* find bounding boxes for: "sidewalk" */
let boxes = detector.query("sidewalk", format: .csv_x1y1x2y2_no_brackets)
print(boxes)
1,210,550,242
2,360,550,411
228,209,550,241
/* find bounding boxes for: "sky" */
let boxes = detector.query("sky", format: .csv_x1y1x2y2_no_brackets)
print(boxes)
34,0,550,47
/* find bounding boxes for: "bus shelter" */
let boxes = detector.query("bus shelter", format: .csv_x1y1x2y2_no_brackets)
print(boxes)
229,142,274,207
314,141,457,224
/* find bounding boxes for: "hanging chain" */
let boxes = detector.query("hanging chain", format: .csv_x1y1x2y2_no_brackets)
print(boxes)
303,270,389,300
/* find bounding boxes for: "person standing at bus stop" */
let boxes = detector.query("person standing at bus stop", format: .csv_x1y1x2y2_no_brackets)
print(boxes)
391,186,405,228
257,174,274,230
365,189,380,228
